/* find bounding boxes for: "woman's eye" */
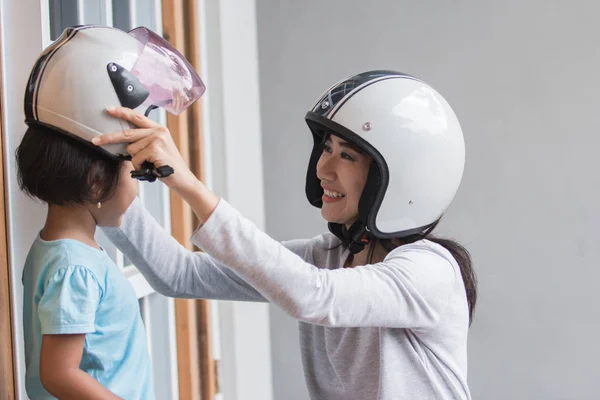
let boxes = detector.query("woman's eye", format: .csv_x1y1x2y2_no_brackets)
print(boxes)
322,144,332,153
341,152,355,161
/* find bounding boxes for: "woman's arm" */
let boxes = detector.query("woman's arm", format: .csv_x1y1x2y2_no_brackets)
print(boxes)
101,197,267,302
189,198,460,329
40,334,121,400
97,108,268,302
94,108,459,328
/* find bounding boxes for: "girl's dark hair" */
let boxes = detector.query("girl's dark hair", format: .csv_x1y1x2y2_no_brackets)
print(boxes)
16,124,123,206
366,220,477,324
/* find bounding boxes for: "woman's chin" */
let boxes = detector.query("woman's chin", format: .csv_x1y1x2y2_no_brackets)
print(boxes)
321,211,356,227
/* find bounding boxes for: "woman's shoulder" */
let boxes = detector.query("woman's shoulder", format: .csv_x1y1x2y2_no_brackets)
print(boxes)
282,232,341,257
384,239,460,270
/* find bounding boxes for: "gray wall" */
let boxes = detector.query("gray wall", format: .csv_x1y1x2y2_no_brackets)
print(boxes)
256,1,600,399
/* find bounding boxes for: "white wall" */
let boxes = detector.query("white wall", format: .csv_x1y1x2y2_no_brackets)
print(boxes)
199,1,273,399
0,1,47,397
256,1,600,399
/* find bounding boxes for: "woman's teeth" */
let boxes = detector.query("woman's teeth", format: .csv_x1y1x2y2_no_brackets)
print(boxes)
324,189,345,198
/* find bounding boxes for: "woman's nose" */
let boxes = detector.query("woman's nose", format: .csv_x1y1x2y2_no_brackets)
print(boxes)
316,154,337,181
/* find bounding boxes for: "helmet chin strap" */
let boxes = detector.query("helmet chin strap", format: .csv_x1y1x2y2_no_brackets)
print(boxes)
328,220,372,255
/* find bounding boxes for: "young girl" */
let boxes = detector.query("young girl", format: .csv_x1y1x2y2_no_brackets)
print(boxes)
17,124,153,399
97,70,477,400
16,20,206,399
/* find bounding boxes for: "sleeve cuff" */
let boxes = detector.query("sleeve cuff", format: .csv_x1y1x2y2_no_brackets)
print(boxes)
191,198,240,246
42,324,96,335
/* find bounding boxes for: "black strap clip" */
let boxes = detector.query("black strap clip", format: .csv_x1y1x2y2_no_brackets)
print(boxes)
131,161,174,182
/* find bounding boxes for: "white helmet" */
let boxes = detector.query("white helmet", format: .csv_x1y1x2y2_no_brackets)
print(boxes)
305,70,465,252
24,25,205,159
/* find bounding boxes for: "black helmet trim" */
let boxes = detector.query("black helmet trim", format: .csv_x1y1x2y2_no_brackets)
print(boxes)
305,112,393,236
310,70,419,119
24,25,99,122
304,112,386,208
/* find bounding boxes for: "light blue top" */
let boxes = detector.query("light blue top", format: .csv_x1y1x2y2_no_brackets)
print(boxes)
22,234,154,400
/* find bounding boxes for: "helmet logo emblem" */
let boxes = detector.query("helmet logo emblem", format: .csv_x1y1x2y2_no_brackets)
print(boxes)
362,122,372,131
321,100,330,109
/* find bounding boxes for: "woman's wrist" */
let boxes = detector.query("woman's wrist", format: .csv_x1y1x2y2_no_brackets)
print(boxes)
173,172,220,224
167,168,199,193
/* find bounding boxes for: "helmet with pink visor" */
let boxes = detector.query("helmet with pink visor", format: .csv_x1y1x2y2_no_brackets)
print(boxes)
24,24,205,181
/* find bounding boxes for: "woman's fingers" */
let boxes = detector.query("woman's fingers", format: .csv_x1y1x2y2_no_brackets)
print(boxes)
126,132,159,156
130,145,170,172
92,127,158,146
107,106,159,128
95,105,195,189
92,107,172,147
130,146,156,171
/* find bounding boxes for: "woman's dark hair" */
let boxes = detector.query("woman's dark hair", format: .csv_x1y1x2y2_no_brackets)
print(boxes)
365,221,477,324
16,124,123,206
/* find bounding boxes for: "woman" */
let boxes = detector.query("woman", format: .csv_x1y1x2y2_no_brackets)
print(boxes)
98,70,477,400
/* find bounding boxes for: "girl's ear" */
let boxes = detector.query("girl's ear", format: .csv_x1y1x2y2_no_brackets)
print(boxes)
87,166,103,204
86,161,116,204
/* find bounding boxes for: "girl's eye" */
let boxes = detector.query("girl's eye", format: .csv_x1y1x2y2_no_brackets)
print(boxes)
322,143,333,153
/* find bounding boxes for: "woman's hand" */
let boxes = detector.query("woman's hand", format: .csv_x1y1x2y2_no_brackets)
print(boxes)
93,107,196,192
94,106,220,223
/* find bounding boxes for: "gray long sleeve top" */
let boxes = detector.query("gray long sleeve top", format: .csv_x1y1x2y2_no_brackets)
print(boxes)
102,197,471,399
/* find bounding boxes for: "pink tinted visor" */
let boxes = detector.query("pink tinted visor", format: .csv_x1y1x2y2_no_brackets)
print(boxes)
128,27,205,115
